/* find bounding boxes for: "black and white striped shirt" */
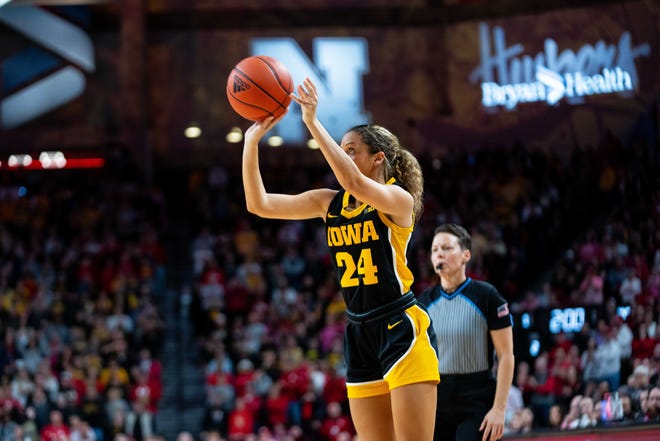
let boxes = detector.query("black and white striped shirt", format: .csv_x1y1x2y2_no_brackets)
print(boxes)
418,278,512,374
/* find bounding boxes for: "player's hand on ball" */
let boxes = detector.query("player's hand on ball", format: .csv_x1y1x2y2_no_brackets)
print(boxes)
244,113,287,146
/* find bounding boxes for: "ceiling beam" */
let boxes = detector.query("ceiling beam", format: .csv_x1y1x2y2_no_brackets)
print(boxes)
3,0,632,32
145,0,632,31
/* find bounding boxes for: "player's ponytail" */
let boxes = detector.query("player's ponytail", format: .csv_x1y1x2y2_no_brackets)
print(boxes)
348,124,424,222
391,148,424,222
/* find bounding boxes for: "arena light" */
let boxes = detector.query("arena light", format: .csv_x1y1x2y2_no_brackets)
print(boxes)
184,124,201,139
8,154,32,167
521,313,531,329
22,157,104,170
306,139,319,149
39,151,67,169
225,127,243,143
0,1,13,8
529,338,541,357
267,136,283,147
1,153,104,170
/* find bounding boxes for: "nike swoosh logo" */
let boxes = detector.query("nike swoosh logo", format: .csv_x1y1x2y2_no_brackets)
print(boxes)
387,320,403,330
327,213,339,218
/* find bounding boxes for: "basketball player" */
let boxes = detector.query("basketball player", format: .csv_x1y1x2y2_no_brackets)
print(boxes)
418,223,514,441
241,78,439,441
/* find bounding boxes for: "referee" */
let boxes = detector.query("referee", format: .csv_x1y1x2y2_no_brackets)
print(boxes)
418,224,514,441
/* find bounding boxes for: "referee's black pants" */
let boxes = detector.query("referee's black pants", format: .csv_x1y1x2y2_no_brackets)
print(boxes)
434,371,497,441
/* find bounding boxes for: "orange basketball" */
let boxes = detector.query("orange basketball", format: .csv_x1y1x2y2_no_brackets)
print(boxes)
226,55,294,121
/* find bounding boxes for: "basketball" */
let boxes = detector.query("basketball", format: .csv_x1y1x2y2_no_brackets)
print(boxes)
226,55,294,121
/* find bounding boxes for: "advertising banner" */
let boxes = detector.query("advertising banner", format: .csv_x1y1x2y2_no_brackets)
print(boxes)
421,0,659,149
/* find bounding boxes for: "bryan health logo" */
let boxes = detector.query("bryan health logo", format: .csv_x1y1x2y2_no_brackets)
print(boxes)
470,23,651,109
0,5,95,129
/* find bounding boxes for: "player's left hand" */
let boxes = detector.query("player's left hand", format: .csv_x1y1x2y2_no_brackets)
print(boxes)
291,77,318,125
480,407,505,441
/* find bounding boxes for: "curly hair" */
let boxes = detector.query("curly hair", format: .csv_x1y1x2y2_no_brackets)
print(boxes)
348,124,424,222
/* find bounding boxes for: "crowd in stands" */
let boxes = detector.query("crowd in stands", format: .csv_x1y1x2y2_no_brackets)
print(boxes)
185,130,659,440
502,135,660,435
0,128,657,441
0,165,168,441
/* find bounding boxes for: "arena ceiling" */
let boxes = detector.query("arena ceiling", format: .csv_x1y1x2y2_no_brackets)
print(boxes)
8,0,631,31
0,0,653,173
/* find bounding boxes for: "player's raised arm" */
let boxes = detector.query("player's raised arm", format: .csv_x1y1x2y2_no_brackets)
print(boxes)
241,115,336,220
291,78,419,227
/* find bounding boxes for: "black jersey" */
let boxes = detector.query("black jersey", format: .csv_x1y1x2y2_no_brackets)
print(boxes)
417,278,512,374
326,179,414,314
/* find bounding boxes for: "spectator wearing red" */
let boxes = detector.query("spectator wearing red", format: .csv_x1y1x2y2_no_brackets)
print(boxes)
632,323,657,360
239,383,262,423
532,365,566,399
129,370,162,413
319,401,354,441
40,409,71,441
233,359,255,398
279,356,310,404
223,277,251,319
227,396,255,440
264,382,289,427
528,353,562,421
135,348,162,385
300,387,321,429
99,258,118,293
321,365,347,407
547,334,572,368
